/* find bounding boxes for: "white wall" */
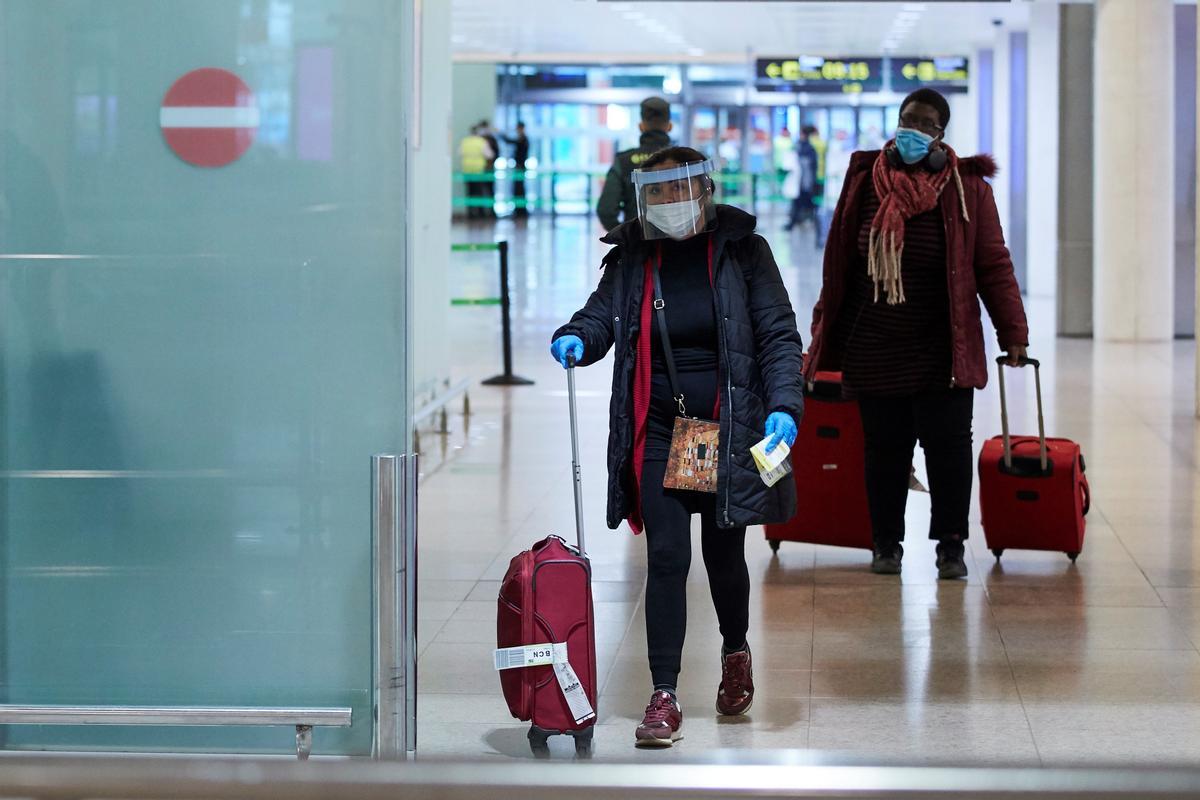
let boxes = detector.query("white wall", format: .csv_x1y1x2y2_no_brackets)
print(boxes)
1027,2,1060,299
948,92,978,158
1094,0,1175,341
412,0,453,401
991,29,1013,239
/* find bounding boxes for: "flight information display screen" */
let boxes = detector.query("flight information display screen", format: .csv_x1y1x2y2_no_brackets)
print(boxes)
755,56,884,94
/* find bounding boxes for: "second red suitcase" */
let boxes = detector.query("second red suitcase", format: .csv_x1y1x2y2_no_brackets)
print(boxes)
495,356,597,757
765,371,874,552
978,356,1090,562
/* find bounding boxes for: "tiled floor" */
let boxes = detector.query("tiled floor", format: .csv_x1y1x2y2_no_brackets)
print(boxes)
415,210,1200,765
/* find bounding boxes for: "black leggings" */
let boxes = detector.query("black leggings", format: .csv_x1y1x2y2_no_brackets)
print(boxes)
640,458,749,689
857,389,975,547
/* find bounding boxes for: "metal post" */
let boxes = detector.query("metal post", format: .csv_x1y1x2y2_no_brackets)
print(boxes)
483,241,534,386
401,453,418,754
566,364,586,555
372,454,402,758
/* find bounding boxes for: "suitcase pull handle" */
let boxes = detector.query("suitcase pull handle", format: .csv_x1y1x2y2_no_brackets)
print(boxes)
566,358,587,556
995,355,1048,474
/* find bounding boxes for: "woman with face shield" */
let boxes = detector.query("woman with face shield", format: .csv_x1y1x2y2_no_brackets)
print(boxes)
549,147,805,747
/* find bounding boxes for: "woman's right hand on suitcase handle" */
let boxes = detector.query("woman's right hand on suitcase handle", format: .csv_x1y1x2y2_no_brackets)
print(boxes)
996,352,1039,369
551,335,583,369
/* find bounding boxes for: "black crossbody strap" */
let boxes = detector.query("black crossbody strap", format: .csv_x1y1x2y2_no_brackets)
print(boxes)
651,246,687,417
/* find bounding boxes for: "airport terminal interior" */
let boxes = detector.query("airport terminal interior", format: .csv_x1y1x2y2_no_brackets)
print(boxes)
2,0,1200,797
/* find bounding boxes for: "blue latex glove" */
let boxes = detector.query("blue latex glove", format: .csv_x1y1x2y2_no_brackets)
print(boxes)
550,334,584,369
764,412,798,454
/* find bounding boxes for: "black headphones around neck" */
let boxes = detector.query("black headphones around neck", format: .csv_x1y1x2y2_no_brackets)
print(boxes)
885,144,948,173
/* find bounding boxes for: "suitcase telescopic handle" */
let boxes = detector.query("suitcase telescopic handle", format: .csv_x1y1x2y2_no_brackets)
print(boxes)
566,355,587,556
995,355,1047,473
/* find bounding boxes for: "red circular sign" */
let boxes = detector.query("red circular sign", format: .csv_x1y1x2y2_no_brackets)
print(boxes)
160,68,258,168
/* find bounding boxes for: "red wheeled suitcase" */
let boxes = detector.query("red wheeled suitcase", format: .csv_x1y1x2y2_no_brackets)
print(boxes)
765,371,873,552
978,356,1090,562
496,357,597,757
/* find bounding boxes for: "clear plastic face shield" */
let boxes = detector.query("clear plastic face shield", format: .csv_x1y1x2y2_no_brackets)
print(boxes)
632,159,718,241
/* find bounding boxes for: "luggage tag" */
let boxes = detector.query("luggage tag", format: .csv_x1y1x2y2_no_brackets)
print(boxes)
750,437,792,488
493,641,595,724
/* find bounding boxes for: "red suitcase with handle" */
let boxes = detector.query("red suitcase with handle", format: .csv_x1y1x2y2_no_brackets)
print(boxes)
496,357,597,757
765,371,874,552
978,356,1090,562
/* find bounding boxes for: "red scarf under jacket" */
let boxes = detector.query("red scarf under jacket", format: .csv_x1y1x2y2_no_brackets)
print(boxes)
627,236,718,533
868,142,969,305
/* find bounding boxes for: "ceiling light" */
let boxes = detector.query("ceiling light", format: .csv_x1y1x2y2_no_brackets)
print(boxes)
687,47,705,57
902,2,927,10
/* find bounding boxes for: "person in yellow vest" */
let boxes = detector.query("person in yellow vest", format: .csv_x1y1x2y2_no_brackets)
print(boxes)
459,125,495,220
804,124,827,200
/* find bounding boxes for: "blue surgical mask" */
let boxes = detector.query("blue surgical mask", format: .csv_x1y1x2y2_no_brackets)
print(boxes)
894,127,934,165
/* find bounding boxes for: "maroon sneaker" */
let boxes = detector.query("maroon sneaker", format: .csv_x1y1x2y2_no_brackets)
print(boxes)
635,690,683,747
716,648,755,716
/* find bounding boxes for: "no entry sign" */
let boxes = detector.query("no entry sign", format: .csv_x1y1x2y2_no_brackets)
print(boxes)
160,68,259,167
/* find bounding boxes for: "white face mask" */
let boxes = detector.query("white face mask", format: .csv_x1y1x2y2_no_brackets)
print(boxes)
645,198,704,240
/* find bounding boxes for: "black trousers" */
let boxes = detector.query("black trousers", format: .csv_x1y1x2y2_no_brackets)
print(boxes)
640,458,749,689
512,177,527,215
857,389,974,547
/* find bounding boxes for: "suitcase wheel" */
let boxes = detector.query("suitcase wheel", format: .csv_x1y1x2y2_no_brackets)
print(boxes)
768,539,781,553
573,727,594,758
991,548,1005,561
1067,551,1079,563
528,725,552,758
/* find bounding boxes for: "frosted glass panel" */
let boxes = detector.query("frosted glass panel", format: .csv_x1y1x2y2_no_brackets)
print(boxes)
0,0,408,755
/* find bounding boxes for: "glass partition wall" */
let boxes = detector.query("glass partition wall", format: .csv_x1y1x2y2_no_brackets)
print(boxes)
0,0,412,756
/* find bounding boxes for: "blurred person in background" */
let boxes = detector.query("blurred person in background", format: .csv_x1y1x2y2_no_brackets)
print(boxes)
805,88,1028,580
503,121,531,218
459,124,494,221
784,127,818,232
478,119,500,218
597,96,673,232
805,124,827,202
773,126,793,183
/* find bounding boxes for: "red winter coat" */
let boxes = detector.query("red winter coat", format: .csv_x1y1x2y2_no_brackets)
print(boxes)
805,151,1028,390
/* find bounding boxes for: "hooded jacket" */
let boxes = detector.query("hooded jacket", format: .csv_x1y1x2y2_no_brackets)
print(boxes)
596,129,673,232
553,205,805,531
805,150,1028,389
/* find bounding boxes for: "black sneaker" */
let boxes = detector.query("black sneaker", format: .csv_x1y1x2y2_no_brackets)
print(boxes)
870,542,903,575
936,539,969,580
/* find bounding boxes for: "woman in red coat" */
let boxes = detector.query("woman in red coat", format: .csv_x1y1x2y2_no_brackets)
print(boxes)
805,88,1028,579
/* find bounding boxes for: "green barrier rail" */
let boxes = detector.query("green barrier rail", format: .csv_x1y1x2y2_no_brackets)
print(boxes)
450,242,502,253
450,298,501,306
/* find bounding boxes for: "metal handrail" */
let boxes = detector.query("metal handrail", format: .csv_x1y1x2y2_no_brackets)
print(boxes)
0,754,1199,799
0,705,351,760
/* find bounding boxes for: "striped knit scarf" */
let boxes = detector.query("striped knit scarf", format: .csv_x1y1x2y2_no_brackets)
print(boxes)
868,142,969,305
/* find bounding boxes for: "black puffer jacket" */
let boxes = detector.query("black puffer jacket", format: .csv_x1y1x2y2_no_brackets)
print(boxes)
553,205,805,530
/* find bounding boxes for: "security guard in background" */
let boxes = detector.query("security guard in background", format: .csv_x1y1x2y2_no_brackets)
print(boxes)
596,96,673,232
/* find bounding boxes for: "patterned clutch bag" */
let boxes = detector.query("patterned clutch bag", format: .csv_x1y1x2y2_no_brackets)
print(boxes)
663,416,720,493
